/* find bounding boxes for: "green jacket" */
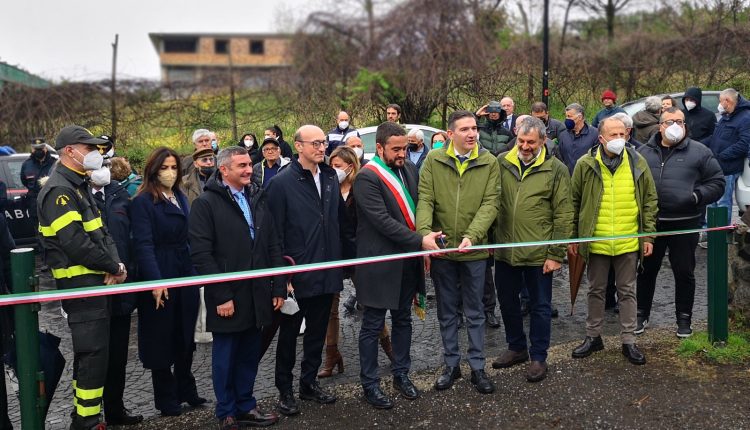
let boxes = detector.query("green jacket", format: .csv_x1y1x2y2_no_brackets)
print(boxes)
494,146,573,265
571,145,658,262
416,141,500,261
477,116,513,156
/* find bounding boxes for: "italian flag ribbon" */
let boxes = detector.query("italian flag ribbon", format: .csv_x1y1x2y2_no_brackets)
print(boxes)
363,156,417,231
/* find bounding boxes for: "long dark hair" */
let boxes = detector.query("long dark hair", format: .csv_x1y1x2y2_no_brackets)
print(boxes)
137,146,182,202
239,133,258,151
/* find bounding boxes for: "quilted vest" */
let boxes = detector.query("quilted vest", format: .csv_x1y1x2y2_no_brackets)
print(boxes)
590,149,640,256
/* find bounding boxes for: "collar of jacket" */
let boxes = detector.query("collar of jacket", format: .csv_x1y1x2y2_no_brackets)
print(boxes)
583,145,645,180
502,145,551,177
645,133,690,151
57,163,87,187
434,141,488,172
569,123,592,137
290,158,336,179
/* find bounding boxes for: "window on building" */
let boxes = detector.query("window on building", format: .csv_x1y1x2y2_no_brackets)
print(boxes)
249,40,265,55
163,38,198,53
215,39,229,54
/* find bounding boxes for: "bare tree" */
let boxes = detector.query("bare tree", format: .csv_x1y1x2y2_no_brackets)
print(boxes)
579,0,632,43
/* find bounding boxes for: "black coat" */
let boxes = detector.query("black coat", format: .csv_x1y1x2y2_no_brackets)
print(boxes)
189,172,286,333
682,87,717,144
352,162,425,309
265,160,350,298
92,181,137,316
638,134,725,222
130,190,199,369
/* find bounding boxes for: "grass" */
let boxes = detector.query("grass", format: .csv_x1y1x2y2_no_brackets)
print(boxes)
677,331,750,364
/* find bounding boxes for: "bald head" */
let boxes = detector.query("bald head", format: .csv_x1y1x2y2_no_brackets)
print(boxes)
337,111,350,122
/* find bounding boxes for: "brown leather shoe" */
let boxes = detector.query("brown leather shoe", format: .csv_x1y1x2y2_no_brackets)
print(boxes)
491,349,529,369
526,360,548,382
318,345,344,378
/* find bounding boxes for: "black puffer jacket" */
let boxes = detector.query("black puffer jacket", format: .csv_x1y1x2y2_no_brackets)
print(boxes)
682,87,717,143
638,133,725,221
189,171,286,332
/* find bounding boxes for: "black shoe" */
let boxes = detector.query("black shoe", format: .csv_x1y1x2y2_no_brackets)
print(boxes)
434,366,461,390
184,396,208,407
343,294,358,312
470,370,495,394
363,385,393,409
106,408,144,426
551,306,559,318
457,314,465,329
299,381,336,404
571,336,604,358
622,343,646,365
635,311,649,335
236,408,279,427
485,312,501,328
158,407,182,417
392,374,419,400
217,416,239,430
276,391,300,416
676,312,693,338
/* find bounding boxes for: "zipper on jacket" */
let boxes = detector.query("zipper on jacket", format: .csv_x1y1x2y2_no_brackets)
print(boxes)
454,177,461,248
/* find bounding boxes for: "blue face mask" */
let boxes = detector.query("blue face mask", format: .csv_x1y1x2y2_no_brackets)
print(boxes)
564,119,576,130
432,140,445,149
211,140,218,151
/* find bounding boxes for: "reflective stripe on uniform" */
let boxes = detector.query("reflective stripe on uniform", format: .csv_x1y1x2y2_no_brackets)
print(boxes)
39,211,82,236
75,385,104,400
75,402,101,417
51,265,105,279
39,211,103,237
72,380,103,417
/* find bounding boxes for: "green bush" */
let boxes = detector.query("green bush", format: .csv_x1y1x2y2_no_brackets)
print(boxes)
677,332,750,364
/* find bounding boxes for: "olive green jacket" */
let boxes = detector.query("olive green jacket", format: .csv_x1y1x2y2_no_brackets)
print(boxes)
416,142,500,261
494,146,573,265
571,145,658,262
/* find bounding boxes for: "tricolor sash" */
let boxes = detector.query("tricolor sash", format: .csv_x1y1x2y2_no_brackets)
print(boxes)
363,156,416,231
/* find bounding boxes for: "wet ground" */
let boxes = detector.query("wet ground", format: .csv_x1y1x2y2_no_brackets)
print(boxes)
4,247,719,428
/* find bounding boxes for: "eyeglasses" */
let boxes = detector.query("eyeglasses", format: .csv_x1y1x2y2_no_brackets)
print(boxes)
661,119,685,126
298,140,328,149
262,146,280,153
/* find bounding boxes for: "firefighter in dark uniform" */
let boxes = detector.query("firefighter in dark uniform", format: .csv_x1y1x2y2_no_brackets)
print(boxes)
38,125,127,430
21,137,55,243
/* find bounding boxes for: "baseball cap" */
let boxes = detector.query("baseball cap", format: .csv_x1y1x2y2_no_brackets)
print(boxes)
487,101,502,113
55,125,109,150
31,137,46,149
261,137,280,148
192,148,215,161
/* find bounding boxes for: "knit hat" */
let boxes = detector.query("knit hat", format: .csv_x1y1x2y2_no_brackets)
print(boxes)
601,90,617,102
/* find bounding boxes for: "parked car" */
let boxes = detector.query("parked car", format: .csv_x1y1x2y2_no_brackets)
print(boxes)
358,124,444,160
0,152,56,246
621,90,721,119
736,163,750,216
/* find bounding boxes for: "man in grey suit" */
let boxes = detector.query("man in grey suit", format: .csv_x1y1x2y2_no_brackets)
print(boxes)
353,122,442,409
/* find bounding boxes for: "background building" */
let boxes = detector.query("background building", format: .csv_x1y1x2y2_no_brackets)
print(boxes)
149,32,292,88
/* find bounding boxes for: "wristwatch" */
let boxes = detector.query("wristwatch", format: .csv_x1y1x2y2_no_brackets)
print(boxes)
116,263,127,276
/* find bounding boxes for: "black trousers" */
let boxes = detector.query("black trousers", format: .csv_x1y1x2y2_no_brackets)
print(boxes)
103,314,132,417
150,342,198,413
359,268,416,389
275,293,334,394
637,219,701,319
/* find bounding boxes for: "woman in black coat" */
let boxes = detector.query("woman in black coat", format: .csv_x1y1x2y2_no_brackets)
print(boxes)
238,133,262,165
130,147,204,416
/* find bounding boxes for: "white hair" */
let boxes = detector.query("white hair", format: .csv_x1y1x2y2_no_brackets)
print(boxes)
407,128,424,142
644,96,662,114
192,128,211,143
721,88,739,103
611,112,633,129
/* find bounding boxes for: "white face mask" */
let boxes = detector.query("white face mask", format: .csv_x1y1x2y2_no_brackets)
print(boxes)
718,103,726,114
338,121,349,130
664,123,685,144
243,138,253,147
351,147,364,158
334,168,348,183
90,167,111,187
604,138,627,155
74,148,104,171
684,100,697,111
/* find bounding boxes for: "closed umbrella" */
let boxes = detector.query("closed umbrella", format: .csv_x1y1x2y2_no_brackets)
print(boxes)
568,248,586,314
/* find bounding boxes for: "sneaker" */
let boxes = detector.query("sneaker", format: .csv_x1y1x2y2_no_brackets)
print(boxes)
676,313,693,338
698,232,708,249
635,314,648,335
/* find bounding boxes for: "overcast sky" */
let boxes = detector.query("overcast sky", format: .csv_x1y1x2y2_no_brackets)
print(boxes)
0,0,314,82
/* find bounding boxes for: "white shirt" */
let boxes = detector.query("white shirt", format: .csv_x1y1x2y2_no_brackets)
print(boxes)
313,169,321,197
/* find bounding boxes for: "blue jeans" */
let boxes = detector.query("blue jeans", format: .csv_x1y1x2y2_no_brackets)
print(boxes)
212,329,261,419
709,173,738,226
495,261,552,362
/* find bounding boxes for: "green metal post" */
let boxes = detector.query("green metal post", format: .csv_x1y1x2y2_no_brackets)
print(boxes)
11,247,43,430
707,207,729,344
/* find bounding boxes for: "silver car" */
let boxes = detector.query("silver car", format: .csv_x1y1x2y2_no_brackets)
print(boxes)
357,124,444,160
